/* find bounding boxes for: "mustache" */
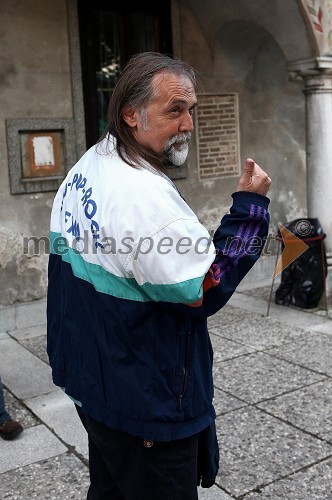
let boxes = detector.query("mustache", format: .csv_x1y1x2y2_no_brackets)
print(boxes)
165,132,192,150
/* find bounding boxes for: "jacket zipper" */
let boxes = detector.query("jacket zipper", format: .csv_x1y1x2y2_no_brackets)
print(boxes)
178,331,191,410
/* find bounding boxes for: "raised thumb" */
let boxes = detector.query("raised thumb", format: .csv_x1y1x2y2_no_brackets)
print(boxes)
244,158,255,177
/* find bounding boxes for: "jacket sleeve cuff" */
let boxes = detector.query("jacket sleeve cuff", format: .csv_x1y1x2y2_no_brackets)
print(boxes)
231,191,270,209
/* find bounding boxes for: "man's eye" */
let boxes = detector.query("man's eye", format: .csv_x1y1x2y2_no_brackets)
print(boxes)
170,108,180,114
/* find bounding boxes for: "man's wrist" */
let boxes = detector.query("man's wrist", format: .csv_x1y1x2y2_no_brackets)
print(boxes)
231,190,270,208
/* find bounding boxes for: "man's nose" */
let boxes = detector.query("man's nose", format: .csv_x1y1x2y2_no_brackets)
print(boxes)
179,112,194,133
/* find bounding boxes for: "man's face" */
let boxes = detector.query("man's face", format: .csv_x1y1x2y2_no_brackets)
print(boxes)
124,72,197,166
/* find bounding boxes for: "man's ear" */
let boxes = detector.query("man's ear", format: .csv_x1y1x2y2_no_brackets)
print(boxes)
122,106,138,128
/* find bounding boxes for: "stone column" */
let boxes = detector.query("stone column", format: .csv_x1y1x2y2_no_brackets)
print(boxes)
304,74,332,258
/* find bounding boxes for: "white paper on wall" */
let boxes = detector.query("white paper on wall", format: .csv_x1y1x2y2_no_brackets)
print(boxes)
32,136,55,166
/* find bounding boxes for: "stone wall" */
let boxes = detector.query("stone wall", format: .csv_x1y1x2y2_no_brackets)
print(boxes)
0,0,72,305
177,2,307,241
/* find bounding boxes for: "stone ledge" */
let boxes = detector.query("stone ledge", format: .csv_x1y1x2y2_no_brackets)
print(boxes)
0,298,46,333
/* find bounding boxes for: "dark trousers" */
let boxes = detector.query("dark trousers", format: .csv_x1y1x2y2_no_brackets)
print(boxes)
76,406,199,500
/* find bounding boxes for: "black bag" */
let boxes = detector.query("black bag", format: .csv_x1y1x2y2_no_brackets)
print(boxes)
275,218,326,309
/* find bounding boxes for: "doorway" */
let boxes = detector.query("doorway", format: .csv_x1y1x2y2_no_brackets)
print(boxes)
78,0,173,148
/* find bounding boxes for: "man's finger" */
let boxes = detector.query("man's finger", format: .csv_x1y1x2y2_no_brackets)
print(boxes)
243,158,255,178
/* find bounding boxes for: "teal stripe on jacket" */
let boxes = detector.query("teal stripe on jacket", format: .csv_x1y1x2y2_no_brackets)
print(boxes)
50,231,203,304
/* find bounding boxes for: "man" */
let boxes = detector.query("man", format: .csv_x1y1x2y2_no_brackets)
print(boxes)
47,52,271,499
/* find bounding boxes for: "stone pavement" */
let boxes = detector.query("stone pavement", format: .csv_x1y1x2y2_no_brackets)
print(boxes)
1,281,332,499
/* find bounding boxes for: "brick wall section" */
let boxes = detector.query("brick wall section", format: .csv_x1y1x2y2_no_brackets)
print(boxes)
197,94,240,180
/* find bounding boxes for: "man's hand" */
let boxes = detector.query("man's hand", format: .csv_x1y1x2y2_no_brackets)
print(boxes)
236,158,271,196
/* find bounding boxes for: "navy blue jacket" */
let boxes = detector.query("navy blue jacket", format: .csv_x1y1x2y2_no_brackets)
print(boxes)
47,142,270,442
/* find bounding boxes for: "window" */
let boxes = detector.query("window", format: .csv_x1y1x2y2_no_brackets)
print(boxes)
78,0,172,147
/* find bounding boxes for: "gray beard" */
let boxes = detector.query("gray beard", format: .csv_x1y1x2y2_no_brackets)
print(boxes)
164,133,191,166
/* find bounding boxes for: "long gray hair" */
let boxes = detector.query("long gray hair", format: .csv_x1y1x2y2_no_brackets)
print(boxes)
99,52,197,170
